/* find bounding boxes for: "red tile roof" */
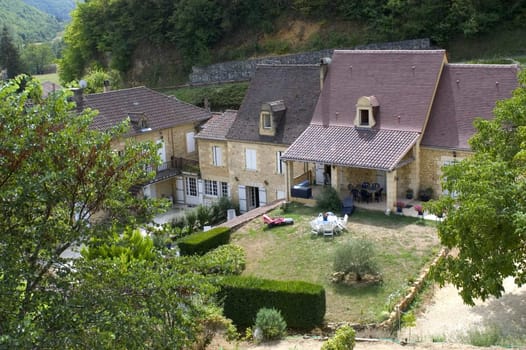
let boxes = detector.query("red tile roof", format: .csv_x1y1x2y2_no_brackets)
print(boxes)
281,124,420,171
195,110,237,140
85,87,211,135
421,63,519,150
311,50,446,132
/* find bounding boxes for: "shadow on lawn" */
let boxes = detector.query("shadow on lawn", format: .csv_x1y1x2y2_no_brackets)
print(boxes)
331,281,384,297
350,208,436,230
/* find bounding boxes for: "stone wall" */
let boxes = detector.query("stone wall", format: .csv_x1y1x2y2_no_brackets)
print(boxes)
419,147,471,199
189,39,432,85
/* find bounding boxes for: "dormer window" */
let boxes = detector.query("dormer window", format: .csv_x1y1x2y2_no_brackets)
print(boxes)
128,112,151,132
261,111,272,129
259,100,286,136
354,96,379,128
359,109,369,126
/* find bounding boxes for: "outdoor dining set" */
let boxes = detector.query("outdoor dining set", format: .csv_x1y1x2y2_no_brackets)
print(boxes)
349,182,384,203
310,212,348,238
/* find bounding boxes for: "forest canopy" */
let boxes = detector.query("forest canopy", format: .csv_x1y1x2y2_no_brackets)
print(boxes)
59,0,526,85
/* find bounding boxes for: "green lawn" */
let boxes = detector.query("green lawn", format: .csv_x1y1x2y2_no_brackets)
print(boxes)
34,72,61,85
230,203,441,324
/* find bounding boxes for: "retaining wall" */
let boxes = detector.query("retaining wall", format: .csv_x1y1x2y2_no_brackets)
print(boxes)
189,38,432,85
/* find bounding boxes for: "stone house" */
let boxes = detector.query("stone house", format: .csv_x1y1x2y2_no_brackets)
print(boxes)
81,86,211,205
195,110,236,206
196,64,321,212
281,50,519,212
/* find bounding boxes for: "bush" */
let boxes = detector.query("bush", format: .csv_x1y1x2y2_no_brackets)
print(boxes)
321,325,356,350
219,276,326,330
253,308,287,342
196,204,212,228
210,197,238,225
465,326,501,347
333,238,379,281
316,186,342,213
185,210,198,231
193,244,246,275
177,226,231,256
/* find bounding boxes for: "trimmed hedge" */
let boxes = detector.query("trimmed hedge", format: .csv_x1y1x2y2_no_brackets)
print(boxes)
177,226,231,256
219,276,326,330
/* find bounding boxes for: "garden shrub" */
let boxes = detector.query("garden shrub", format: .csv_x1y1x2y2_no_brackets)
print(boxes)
316,186,342,213
219,276,325,330
210,196,238,225
253,308,287,343
321,325,356,350
177,244,245,275
177,226,231,256
196,204,212,228
333,238,379,281
185,210,198,231
171,215,186,230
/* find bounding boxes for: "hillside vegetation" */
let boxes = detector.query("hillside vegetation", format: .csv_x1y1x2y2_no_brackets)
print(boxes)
0,0,64,43
59,0,526,86
22,0,76,22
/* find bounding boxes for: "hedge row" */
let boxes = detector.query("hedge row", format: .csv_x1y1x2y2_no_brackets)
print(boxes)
177,226,231,256
219,275,326,330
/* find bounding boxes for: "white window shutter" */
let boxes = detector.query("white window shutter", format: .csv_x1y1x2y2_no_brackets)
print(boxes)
175,177,184,204
258,187,267,206
238,185,247,212
245,149,256,170
186,132,196,153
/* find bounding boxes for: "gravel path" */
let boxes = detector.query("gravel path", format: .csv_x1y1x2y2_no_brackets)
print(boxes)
399,277,526,344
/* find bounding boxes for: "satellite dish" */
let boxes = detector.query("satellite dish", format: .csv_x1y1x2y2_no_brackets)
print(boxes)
79,80,87,89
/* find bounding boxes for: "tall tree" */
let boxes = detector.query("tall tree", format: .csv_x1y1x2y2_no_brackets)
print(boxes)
0,26,24,79
0,75,218,347
22,43,55,75
428,70,526,305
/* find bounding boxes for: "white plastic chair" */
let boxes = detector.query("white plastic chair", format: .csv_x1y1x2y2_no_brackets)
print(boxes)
323,223,334,238
336,214,348,232
310,221,321,236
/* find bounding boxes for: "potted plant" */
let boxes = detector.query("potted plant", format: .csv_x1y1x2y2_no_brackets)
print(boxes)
394,201,405,213
414,205,424,217
406,188,414,199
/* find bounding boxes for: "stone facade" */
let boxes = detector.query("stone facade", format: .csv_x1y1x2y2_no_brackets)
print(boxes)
419,147,470,198
121,122,202,202
227,141,305,211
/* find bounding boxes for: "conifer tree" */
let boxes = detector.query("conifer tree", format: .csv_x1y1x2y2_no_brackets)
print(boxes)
0,26,24,79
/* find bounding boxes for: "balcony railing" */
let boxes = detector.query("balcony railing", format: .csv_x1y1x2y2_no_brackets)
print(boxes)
145,157,200,183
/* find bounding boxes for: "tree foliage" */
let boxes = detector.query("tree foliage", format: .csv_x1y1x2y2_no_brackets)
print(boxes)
21,43,54,75
0,0,62,43
59,0,526,86
0,76,221,347
427,70,526,305
22,0,77,22
333,238,380,281
0,26,25,78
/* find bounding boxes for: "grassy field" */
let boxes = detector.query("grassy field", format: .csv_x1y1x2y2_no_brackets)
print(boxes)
34,72,61,85
230,203,440,324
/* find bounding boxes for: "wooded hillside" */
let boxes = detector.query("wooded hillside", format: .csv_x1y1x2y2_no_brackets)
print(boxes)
0,0,63,43
22,0,76,22
59,0,526,86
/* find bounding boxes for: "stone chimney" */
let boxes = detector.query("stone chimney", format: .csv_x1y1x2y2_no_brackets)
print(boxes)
320,57,331,91
70,88,84,112
103,79,111,93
